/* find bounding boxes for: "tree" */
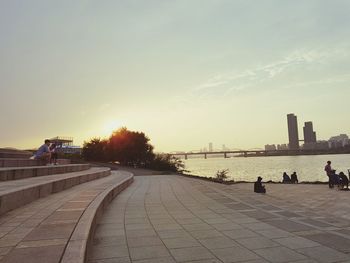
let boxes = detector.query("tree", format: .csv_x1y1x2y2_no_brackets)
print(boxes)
107,127,154,166
82,127,185,173
82,138,108,161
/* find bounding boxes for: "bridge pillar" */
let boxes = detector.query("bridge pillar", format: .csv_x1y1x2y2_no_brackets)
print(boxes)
244,152,247,157
185,154,188,160
204,153,207,159
224,152,227,158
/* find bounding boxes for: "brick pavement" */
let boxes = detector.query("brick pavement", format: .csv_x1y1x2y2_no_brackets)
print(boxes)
89,175,350,263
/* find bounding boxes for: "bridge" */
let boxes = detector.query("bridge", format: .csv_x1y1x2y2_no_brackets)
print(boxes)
170,148,349,159
171,149,267,159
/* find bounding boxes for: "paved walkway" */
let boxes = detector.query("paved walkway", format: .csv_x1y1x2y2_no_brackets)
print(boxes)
89,175,350,263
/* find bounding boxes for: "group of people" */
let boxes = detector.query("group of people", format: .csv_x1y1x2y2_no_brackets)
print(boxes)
33,139,58,165
254,171,299,194
324,161,349,190
282,172,298,184
254,160,350,194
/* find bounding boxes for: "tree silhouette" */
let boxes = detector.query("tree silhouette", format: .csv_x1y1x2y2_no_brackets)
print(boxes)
107,127,154,166
82,127,185,172
82,138,108,161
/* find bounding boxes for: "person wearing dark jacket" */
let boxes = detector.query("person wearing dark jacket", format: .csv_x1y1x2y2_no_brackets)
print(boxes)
339,172,349,190
254,176,266,193
291,172,298,183
282,172,291,183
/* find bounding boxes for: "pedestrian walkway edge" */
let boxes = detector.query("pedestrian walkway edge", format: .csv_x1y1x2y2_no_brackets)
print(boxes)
60,171,134,263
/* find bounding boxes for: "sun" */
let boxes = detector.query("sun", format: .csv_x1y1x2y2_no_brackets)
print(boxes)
101,120,122,137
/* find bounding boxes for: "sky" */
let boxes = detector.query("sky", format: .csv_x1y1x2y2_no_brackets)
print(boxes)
1,0,350,152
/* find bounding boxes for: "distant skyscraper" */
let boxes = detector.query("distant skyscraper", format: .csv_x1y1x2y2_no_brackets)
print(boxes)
265,144,276,151
303,121,316,143
287,113,300,150
209,142,213,152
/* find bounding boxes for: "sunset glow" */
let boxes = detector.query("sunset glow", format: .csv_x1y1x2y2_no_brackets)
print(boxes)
1,1,349,152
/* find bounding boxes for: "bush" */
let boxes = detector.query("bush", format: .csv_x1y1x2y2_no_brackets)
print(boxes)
148,154,185,173
215,169,229,182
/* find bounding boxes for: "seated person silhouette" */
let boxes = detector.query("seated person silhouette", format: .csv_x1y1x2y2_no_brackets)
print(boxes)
282,172,291,183
330,170,340,187
254,176,266,193
339,172,349,190
34,139,51,164
291,172,298,183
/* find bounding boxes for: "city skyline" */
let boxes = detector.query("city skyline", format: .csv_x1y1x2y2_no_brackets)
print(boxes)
1,1,350,152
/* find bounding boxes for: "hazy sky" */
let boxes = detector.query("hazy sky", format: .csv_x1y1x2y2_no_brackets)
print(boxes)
1,0,350,152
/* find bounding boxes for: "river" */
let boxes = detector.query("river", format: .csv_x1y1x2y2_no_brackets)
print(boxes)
183,154,350,182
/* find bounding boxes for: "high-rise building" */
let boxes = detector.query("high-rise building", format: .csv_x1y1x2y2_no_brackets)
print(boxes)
287,113,299,150
303,121,316,143
209,142,213,152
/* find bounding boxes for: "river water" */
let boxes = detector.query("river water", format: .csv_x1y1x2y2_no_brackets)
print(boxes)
183,154,350,182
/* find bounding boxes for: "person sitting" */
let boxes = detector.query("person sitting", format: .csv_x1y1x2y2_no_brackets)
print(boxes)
339,172,349,190
330,170,340,188
282,172,291,183
254,176,266,193
49,143,58,165
34,139,51,164
291,172,298,183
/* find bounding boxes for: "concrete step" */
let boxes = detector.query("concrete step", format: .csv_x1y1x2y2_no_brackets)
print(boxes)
0,158,71,168
0,170,133,263
0,164,89,181
0,151,32,159
0,167,111,215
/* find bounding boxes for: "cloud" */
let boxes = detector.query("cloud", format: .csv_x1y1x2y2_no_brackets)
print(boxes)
192,46,350,97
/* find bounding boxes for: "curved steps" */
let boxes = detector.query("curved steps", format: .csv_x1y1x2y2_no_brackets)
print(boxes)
0,164,90,181
0,171,133,263
0,167,111,215
0,158,71,168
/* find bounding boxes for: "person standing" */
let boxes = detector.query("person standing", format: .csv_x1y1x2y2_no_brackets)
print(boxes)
49,143,58,165
325,161,333,188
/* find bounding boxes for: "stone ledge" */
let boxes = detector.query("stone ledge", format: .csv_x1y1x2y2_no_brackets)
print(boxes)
60,172,134,263
0,164,90,181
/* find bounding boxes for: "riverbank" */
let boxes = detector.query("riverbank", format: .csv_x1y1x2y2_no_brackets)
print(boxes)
92,162,331,185
182,172,330,185
183,154,350,183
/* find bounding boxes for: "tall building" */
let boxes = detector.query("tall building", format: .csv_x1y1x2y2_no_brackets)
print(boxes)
329,134,349,148
287,113,300,150
303,121,316,143
209,142,213,152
